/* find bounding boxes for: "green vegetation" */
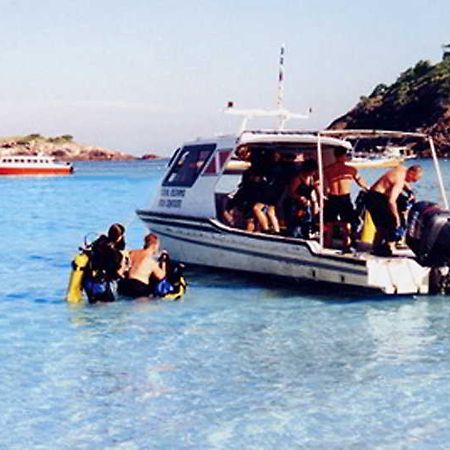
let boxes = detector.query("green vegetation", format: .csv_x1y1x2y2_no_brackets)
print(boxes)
330,58,450,155
47,135,74,143
0,133,75,144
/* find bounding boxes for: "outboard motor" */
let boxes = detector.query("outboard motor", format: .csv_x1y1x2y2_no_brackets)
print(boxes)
406,201,450,294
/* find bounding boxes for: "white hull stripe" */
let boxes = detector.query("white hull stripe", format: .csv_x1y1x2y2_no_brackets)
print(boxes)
152,227,367,277
137,210,368,267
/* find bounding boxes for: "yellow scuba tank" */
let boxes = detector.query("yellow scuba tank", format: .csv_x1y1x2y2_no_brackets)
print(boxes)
161,275,187,301
360,210,376,244
66,251,90,303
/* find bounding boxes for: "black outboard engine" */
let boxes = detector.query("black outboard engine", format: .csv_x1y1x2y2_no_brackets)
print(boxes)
406,201,450,294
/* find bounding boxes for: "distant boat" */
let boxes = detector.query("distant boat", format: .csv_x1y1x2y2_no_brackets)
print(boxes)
349,145,416,169
0,154,73,175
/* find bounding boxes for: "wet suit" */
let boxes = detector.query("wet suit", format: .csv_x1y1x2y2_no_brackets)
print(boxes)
83,234,124,303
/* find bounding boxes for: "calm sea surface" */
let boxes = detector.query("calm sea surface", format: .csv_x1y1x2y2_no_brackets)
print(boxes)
0,159,449,449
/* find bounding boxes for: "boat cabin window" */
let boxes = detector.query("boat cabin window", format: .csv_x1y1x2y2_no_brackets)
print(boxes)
163,144,216,187
167,147,181,168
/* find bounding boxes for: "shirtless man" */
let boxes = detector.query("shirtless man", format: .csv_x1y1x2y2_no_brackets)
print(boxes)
323,147,369,251
118,233,167,298
366,164,423,256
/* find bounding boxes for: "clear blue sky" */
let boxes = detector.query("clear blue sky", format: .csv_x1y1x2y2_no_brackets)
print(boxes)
0,0,448,155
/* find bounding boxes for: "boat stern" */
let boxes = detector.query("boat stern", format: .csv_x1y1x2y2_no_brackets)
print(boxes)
366,257,430,294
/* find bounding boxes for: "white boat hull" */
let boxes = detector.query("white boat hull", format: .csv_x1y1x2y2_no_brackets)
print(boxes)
137,210,430,295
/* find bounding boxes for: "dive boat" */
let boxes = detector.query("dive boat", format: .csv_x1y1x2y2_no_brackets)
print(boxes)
136,127,450,295
136,48,449,295
0,154,73,175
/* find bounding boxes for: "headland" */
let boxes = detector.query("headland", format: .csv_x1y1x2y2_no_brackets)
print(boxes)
0,134,160,161
329,57,450,157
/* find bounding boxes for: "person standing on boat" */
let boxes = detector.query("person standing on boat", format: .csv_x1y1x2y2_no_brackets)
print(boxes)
365,165,423,256
323,148,369,252
117,233,167,298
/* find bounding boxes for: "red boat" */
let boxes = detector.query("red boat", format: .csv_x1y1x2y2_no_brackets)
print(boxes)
0,155,73,175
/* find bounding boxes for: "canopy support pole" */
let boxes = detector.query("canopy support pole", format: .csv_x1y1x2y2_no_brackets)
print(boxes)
429,137,449,209
317,133,325,248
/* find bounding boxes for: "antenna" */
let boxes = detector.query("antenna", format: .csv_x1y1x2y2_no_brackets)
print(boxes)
277,44,285,112
224,44,310,132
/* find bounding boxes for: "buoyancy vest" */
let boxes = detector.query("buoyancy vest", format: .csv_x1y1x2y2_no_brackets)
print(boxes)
87,235,124,282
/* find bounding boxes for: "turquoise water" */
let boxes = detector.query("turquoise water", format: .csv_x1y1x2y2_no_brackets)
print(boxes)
0,160,449,449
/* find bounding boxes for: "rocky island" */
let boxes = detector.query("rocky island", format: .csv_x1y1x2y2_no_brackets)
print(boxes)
329,55,450,157
0,134,160,161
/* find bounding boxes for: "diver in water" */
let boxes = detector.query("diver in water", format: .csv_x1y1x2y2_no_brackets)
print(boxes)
83,223,127,303
117,233,168,298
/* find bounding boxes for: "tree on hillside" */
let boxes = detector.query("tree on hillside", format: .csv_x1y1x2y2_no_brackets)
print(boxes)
328,58,450,155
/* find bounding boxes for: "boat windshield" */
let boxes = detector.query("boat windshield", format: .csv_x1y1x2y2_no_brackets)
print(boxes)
163,143,216,187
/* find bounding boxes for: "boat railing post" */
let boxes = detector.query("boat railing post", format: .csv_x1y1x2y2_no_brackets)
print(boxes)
317,133,324,249
428,136,449,209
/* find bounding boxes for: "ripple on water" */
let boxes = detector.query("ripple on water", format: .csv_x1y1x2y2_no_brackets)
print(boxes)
0,160,449,448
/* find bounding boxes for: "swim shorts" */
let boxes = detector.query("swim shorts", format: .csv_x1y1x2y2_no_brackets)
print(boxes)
365,191,396,232
324,194,356,223
117,278,152,298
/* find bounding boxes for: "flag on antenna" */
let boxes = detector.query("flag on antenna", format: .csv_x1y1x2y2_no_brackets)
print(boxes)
277,44,285,111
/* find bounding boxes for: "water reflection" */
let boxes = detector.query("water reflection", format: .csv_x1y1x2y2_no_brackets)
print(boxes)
366,300,436,363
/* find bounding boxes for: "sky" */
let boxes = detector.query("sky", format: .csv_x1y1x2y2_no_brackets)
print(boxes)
0,0,449,156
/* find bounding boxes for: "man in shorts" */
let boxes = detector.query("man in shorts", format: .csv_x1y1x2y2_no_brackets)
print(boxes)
118,233,167,298
365,165,423,256
323,147,369,252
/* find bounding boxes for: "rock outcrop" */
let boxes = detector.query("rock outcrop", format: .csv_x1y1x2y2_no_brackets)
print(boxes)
140,153,160,160
329,59,450,156
0,134,136,160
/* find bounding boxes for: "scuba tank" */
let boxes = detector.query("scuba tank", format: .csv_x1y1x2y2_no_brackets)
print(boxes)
152,252,187,301
66,231,122,304
66,251,90,303
161,274,187,301
360,210,376,244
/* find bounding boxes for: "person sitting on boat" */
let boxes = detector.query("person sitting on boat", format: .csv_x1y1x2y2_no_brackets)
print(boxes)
285,159,319,239
223,165,259,232
117,233,168,299
365,164,423,256
252,151,285,234
323,147,369,252
83,223,128,303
